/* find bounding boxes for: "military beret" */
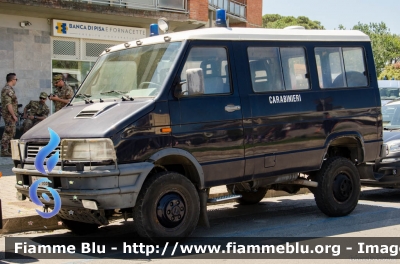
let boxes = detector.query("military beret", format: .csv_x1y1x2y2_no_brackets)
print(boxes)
40,92,48,98
53,74,63,82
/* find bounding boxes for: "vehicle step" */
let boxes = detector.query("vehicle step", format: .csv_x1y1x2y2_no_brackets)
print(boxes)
207,194,242,203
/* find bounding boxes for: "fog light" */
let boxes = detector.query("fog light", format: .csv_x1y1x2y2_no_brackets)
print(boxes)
82,200,98,210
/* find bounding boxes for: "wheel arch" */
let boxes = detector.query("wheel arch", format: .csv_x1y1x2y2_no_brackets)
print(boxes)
148,148,205,189
322,131,365,166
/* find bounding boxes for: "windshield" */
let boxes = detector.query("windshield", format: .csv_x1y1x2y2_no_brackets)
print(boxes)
382,103,400,128
72,42,182,103
380,87,400,100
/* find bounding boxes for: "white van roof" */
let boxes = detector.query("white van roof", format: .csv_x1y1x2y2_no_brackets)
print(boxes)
105,27,370,54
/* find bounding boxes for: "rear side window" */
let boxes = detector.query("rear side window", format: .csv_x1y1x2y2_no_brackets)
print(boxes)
315,47,368,89
247,47,309,92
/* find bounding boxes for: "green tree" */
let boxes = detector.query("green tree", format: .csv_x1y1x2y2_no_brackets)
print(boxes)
351,22,400,77
263,14,325,30
379,63,400,80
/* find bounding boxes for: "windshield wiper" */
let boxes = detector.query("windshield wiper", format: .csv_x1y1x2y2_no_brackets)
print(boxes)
75,93,93,104
100,90,127,95
384,127,400,130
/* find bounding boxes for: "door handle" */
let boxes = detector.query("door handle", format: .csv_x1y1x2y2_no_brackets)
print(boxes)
225,105,241,112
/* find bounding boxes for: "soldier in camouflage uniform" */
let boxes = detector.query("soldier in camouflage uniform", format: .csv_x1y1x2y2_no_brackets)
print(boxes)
49,74,74,112
22,92,50,134
1,73,18,157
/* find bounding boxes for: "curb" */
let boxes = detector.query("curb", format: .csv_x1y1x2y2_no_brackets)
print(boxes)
0,188,310,235
1,215,65,234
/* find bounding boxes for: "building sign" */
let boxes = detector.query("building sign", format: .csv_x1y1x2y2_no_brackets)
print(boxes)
52,20,146,41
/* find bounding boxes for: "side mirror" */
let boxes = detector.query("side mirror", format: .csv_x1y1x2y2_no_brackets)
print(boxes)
187,68,204,96
173,68,205,99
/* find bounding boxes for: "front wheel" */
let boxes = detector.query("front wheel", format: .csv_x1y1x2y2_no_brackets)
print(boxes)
314,157,360,217
133,171,200,242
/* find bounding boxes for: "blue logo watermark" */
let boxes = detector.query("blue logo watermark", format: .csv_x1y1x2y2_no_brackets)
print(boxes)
29,128,62,218
35,128,60,175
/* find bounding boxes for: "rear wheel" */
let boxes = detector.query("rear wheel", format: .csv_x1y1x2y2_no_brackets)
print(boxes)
133,171,200,242
314,157,360,216
226,184,267,205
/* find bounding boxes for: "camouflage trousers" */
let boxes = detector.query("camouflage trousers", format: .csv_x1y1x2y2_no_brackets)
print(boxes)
23,118,41,134
1,122,16,156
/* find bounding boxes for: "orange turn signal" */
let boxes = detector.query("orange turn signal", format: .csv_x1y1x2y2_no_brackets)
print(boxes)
160,127,172,133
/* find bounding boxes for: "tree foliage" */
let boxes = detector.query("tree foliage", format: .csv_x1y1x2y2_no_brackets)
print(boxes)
351,22,400,77
262,14,325,29
379,63,400,80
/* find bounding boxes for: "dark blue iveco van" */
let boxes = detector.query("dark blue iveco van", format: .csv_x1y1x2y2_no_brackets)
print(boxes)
11,22,382,241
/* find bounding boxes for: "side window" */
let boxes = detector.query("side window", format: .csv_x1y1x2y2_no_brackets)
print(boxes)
315,47,368,89
247,47,284,92
343,47,368,87
281,47,310,90
180,47,231,95
247,47,309,93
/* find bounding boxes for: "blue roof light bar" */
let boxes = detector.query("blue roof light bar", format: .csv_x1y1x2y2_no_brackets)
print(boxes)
215,9,227,27
150,24,159,37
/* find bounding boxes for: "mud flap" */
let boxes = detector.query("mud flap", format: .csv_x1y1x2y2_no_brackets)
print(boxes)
197,189,210,228
357,163,375,180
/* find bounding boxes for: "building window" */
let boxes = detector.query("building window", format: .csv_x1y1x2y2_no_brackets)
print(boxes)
158,0,185,10
52,61,96,93
51,38,120,95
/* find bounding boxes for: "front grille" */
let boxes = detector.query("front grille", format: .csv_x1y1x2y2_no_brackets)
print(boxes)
27,142,61,159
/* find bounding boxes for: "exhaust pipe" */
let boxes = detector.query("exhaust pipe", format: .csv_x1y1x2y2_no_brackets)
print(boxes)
290,179,318,188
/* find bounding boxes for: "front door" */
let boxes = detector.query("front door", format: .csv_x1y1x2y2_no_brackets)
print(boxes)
169,41,244,187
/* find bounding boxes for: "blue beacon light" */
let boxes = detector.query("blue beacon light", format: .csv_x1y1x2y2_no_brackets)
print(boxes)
150,24,159,37
215,9,227,27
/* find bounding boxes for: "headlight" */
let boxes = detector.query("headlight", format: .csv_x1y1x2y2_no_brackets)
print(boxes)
10,140,25,160
386,139,400,155
61,138,116,162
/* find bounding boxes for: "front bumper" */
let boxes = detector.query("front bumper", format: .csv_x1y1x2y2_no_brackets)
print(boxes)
361,158,400,187
374,157,400,176
13,162,154,210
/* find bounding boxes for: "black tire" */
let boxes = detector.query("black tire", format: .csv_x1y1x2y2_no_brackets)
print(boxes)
314,157,360,217
60,218,99,235
308,186,317,195
226,184,268,205
133,171,200,242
